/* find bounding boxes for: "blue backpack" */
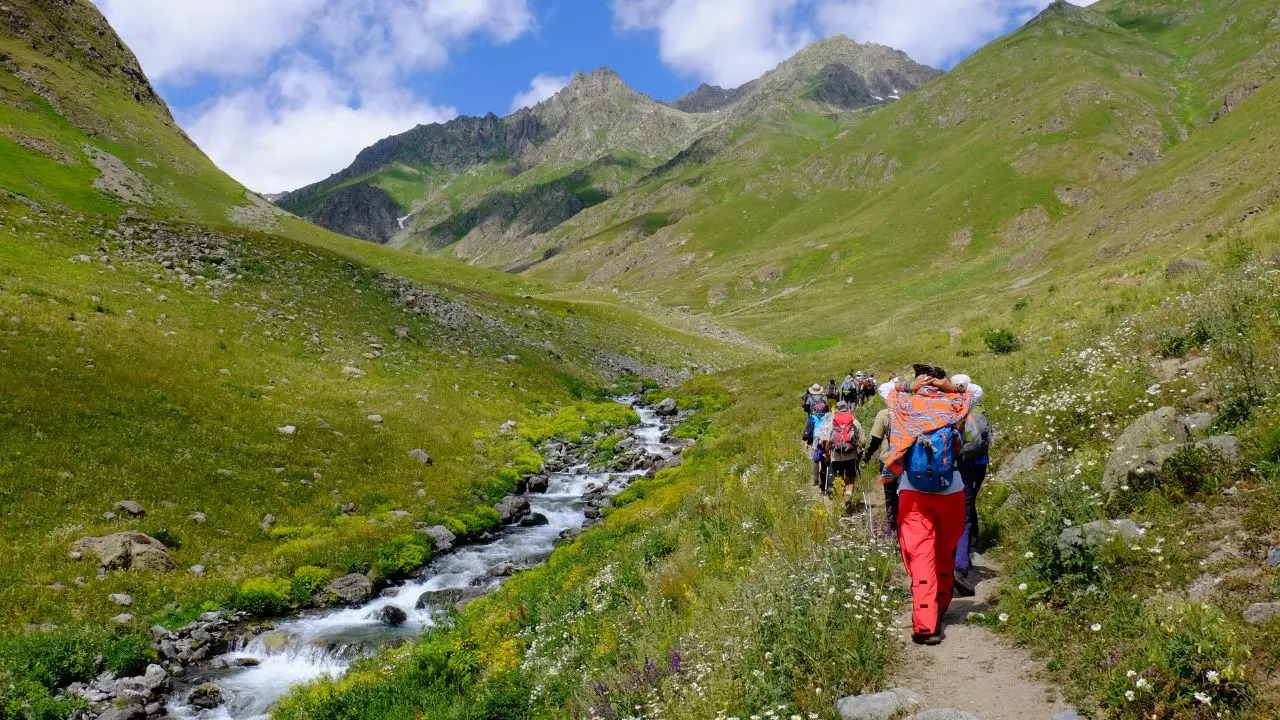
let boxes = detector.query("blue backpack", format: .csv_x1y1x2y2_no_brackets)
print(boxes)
905,425,962,492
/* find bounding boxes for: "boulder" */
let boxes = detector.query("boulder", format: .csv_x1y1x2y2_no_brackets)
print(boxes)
1266,546,1280,567
836,688,925,720
322,574,373,605
188,682,224,710
376,605,408,626
113,663,168,698
488,562,517,578
109,593,133,606
420,524,456,552
1058,518,1143,550
493,495,530,524
654,398,678,416
415,586,489,609
96,707,144,720
113,500,145,517
1102,407,1193,492
994,442,1052,483
408,448,433,465
342,366,366,378
1244,603,1280,625
1197,434,1241,463
526,475,550,493
260,513,275,532
72,532,175,572
519,512,550,527
112,613,134,624
1180,412,1214,436
187,511,207,524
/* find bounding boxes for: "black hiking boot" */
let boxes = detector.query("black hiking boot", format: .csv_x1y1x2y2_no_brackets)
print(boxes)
953,572,976,598
911,632,944,646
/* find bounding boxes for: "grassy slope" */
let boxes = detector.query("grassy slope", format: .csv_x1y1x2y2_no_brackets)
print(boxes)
0,1,757,707
525,0,1280,350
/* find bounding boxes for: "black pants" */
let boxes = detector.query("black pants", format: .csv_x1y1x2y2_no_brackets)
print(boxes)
959,462,988,555
881,472,899,528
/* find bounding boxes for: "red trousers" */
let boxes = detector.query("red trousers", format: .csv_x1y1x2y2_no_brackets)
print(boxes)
897,489,966,636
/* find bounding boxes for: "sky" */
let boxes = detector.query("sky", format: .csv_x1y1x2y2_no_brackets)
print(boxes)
93,0,1098,194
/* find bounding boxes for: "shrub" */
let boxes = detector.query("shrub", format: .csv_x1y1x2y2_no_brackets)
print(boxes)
0,629,152,718
231,577,293,616
375,535,433,579
1147,443,1232,501
146,528,181,549
983,328,1022,354
290,566,333,604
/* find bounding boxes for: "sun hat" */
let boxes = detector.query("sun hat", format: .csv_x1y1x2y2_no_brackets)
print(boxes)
951,373,971,389
836,400,851,411
809,383,823,394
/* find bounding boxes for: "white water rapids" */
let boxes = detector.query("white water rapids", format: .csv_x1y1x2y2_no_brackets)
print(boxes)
167,400,678,719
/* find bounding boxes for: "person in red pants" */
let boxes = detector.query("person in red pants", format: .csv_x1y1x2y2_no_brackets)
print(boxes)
878,365,972,644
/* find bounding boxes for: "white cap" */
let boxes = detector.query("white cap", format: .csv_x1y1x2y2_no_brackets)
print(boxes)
951,373,971,388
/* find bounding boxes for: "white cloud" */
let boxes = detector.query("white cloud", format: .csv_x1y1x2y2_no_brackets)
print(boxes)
185,61,455,193
815,0,1046,68
93,0,535,191
613,0,814,88
614,0,1081,82
510,74,571,112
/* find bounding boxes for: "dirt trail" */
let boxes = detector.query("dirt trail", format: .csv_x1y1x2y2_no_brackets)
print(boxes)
887,552,1075,719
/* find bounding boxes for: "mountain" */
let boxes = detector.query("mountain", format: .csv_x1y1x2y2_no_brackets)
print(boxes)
277,36,942,256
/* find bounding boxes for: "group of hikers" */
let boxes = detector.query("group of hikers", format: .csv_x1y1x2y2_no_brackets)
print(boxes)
800,364,993,646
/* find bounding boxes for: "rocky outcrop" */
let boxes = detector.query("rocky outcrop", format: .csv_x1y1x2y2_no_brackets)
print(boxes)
303,183,400,244
1101,407,1194,492
671,82,755,113
416,586,490,610
994,442,1052,483
318,574,374,606
493,495,531,524
837,688,925,719
72,532,174,572
1058,518,1143,549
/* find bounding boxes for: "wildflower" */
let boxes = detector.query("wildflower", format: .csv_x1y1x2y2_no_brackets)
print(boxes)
998,613,1009,623
1018,582,1028,591
1090,623,1102,632
1205,670,1220,683
1125,690,1135,701
1194,691,1212,705
1126,670,1137,678
1135,678,1150,690
1024,551,1034,559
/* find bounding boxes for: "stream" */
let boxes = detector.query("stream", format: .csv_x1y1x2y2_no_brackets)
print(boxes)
165,399,679,719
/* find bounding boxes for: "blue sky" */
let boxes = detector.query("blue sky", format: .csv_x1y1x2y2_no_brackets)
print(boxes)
93,0,1094,193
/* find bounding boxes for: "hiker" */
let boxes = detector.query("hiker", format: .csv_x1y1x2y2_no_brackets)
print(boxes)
825,378,839,400
879,365,971,645
950,373,992,597
839,373,858,404
856,371,877,406
809,400,833,491
863,405,898,534
818,400,863,510
800,383,828,449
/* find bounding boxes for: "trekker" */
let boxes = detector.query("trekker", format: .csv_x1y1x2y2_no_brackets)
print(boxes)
863,406,898,534
879,365,971,645
825,378,839,400
856,372,877,406
810,402,833,491
819,400,863,511
950,374,992,597
800,383,829,451
839,374,858,404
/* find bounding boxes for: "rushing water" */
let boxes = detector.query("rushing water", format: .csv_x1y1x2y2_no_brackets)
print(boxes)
167,400,678,719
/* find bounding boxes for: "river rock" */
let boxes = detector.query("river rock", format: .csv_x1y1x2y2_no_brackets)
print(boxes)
488,562,517,578
376,605,407,626
519,512,550,527
113,663,169,698
113,500,145,517
321,574,373,605
96,706,144,720
420,524,455,551
994,442,1051,483
73,532,174,571
233,657,262,667
526,475,550,493
1103,407,1193,492
259,630,290,652
654,398,678,416
416,586,490,609
493,495,530,523
836,688,925,720
1244,602,1280,625
189,682,225,709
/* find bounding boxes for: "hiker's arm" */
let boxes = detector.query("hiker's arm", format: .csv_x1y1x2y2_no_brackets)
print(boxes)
863,435,882,463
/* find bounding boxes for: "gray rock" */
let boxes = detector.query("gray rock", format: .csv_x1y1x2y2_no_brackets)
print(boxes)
836,688,925,720
1053,709,1084,720
907,711,980,720
654,398,678,416
109,593,133,606
322,574,373,605
367,414,384,424
1059,519,1143,549
1103,407,1193,492
416,586,489,609
189,564,206,575
493,495,531,524
113,663,168,697
103,511,118,521
260,514,275,532
188,682,224,710
376,605,408,626
995,442,1052,483
1197,434,1240,462
408,448,432,464
1180,412,1214,436
112,613,134,624
113,500,145,517
420,524,456,551
1266,546,1280,567
526,475,550,493
342,365,366,378
519,512,550,527
498,354,519,363
488,562,517,577
187,512,207,524
1166,257,1208,278
278,425,297,435
96,706,144,720
233,657,261,667
1244,602,1280,625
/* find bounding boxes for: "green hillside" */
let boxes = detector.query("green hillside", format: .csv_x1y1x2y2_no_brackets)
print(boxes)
3,1,1280,719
